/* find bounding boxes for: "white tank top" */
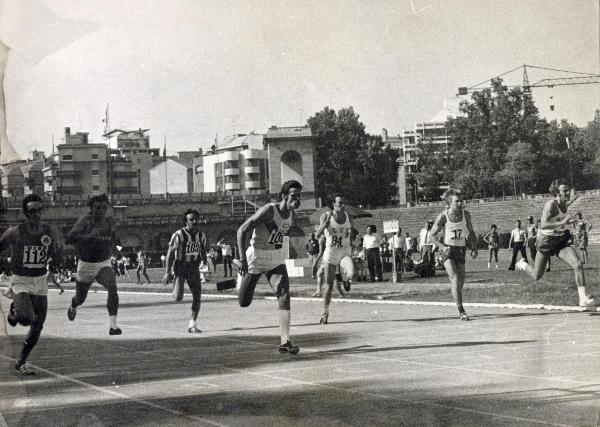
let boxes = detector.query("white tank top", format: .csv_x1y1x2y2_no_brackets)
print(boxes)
324,212,351,251
444,210,467,247
539,200,568,237
250,203,292,250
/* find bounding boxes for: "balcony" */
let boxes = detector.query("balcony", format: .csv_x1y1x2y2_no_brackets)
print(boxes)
225,182,240,191
224,168,239,176
56,170,81,178
112,186,138,194
113,171,137,178
56,186,83,194
244,166,260,174
245,180,261,189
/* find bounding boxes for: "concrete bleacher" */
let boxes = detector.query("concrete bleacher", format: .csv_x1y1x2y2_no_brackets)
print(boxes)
353,198,551,243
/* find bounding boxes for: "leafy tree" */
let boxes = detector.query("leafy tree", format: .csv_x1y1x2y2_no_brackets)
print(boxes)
308,106,399,207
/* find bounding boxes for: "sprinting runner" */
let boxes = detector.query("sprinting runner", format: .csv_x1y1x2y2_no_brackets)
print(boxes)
574,212,592,264
65,194,122,335
516,179,595,309
429,188,478,321
315,195,354,324
0,194,63,374
162,209,207,332
236,180,302,354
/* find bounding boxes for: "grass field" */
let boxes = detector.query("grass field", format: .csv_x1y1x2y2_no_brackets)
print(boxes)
103,247,600,308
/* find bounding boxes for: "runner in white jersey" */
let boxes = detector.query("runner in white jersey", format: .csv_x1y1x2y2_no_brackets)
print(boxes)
236,180,302,355
429,188,478,321
315,195,354,324
515,178,595,309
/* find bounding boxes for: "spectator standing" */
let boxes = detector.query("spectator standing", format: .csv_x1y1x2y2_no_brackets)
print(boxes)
526,215,538,261
160,254,166,268
306,232,320,279
363,225,382,281
508,220,527,270
419,221,435,264
391,229,405,274
136,248,151,284
217,239,233,277
483,224,500,269
574,212,592,264
379,235,391,273
207,247,217,273
404,233,414,257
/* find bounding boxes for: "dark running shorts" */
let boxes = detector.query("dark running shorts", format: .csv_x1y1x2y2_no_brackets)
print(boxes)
445,246,467,264
173,260,200,277
536,231,572,257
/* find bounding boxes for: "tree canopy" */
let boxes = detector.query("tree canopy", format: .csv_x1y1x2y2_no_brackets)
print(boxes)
308,106,399,207
412,78,600,199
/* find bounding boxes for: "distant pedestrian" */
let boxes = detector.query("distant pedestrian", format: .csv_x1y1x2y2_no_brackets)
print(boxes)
217,239,233,277
363,225,382,281
306,232,320,279
526,215,538,261
483,224,499,269
574,212,592,264
508,220,527,270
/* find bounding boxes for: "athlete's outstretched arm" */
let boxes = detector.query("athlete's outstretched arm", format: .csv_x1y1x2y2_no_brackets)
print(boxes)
464,211,478,258
315,211,332,238
428,213,447,252
236,204,273,275
0,226,16,254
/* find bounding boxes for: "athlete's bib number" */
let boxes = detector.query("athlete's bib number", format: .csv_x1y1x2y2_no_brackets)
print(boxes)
267,231,285,247
450,229,462,241
331,236,344,248
23,245,47,268
185,242,202,255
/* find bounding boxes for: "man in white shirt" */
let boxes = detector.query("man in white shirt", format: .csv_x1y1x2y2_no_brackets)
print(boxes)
363,225,382,281
508,220,528,270
419,220,435,264
217,239,233,277
391,229,405,273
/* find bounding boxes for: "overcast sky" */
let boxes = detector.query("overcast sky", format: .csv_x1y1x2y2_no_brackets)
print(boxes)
1,0,599,160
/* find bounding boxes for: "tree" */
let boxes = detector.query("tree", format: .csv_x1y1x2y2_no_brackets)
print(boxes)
308,106,399,207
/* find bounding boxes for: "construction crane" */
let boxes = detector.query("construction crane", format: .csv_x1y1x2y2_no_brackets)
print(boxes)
457,64,600,95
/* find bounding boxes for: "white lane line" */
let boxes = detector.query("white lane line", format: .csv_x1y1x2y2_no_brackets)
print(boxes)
0,354,226,427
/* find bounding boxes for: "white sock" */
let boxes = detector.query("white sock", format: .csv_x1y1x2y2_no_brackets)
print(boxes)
578,287,589,304
189,319,196,329
109,315,118,329
279,310,290,345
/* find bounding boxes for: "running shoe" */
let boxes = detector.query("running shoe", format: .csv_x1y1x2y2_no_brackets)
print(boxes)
311,292,321,297
7,302,17,327
67,305,77,321
109,327,122,335
343,280,351,292
15,362,36,376
278,341,299,354
515,258,529,272
319,313,329,325
579,297,596,311
188,326,202,333
459,312,470,321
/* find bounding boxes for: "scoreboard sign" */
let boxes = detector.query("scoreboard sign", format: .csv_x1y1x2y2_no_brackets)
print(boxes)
383,219,399,234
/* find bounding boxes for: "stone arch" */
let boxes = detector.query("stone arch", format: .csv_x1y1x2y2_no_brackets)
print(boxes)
119,232,144,252
280,150,303,185
155,232,172,252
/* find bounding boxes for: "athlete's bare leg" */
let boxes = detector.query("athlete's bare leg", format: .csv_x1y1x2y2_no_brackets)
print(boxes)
96,266,121,333
444,258,468,319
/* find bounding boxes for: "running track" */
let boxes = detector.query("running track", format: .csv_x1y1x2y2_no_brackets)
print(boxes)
2,289,600,426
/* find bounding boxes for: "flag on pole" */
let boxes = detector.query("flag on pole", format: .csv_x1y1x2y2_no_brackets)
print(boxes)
163,140,166,159
102,103,109,134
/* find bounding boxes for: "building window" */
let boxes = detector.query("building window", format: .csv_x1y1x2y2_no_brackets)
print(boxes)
91,153,99,159
62,154,72,160
92,185,100,190
92,169,99,176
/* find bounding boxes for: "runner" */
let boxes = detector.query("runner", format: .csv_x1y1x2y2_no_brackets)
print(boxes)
429,188,478,321
236,180,302,354
0,194,63,374
162,209,207,332
315,195,354,324
516,179,595,309
65,194,122,335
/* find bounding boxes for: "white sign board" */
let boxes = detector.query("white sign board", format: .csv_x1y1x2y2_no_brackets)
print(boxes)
383,219,399,234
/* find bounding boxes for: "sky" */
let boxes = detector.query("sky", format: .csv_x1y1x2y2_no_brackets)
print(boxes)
1,0,599,161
